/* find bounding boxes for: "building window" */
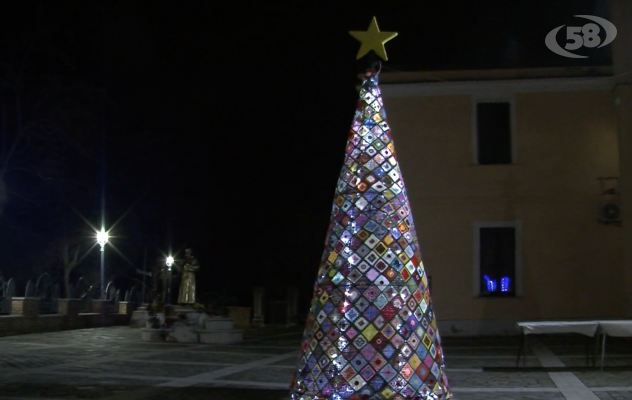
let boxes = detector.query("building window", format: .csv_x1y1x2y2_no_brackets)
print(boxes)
476,101,512,165
474,222,519,297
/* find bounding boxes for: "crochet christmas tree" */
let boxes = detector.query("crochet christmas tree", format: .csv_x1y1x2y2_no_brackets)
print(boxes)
289,18,451,400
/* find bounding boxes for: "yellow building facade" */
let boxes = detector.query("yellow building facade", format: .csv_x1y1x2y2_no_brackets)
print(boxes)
379,66,626,335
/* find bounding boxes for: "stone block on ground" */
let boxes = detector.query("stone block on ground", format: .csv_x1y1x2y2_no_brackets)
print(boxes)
118,301,135,315
168,323,198,343
11,297,40,318
130,308,149,328
204,317,235,331
227,306,252,328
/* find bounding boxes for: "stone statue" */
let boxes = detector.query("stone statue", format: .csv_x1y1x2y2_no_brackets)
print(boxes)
176,248,199,304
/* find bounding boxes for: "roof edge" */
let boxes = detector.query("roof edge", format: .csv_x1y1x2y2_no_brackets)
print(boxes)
359,66,613,84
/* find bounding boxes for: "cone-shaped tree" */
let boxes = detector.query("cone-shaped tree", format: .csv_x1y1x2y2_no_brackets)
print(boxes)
288,65,451,400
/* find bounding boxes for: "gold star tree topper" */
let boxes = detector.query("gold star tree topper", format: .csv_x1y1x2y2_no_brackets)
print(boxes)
349,16,398,61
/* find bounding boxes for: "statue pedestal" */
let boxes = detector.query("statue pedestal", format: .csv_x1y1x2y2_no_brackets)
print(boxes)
168,323,198,343
196,317,243,344
174,307,205,325
140,314,244,344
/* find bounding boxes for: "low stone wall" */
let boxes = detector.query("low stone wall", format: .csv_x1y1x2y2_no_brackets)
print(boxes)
0,298,134,337
0,313,129,337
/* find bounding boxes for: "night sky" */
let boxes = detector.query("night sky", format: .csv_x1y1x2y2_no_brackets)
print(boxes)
0,1,609,306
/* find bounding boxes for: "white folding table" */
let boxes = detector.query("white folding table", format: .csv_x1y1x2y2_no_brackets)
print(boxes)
516,320,632,370
596,320,632,371
516,321,600,367
517,321,600,336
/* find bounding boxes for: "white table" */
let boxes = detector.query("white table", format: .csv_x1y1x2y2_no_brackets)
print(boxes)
516,321,599,367
596,320,632,370
516,320,632,370
598,320,632,336
517,321,600,336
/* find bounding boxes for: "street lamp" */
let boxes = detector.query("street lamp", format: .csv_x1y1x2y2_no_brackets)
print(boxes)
166,256,174,304
96,229,109,299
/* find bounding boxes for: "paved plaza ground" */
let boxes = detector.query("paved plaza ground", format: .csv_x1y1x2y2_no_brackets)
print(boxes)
0,326,630,400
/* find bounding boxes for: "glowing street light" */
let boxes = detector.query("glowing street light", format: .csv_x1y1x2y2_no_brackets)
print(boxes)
97,230,109,251
166,256,175,305
96,229,109,299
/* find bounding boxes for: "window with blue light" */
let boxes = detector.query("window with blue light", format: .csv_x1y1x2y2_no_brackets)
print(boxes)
479,227,516,297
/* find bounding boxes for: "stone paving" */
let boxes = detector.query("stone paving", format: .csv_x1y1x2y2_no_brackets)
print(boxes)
0,326,629,400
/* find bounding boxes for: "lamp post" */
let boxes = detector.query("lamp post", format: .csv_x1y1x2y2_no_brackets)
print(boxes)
96,229,109,300
166,256,174,305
